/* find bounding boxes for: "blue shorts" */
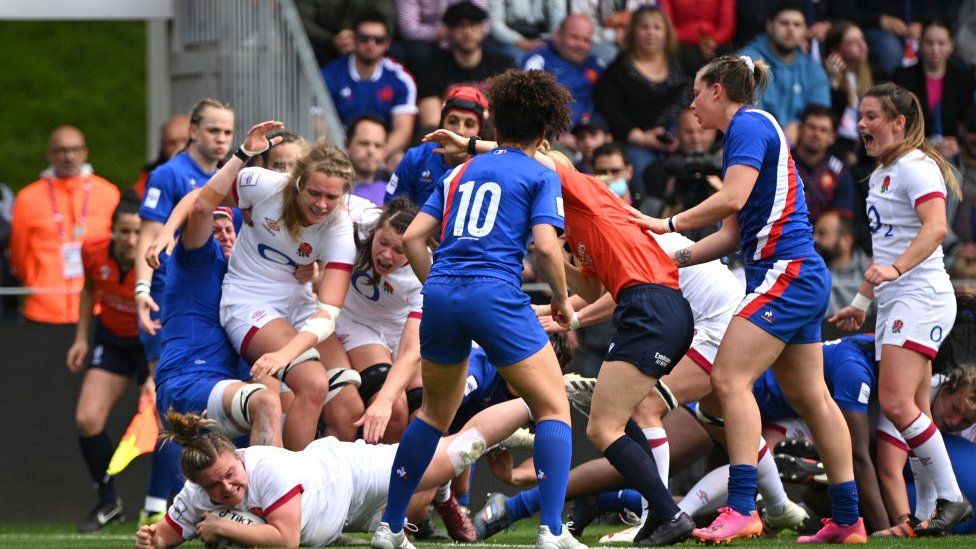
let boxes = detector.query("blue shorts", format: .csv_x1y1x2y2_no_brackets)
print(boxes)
156,372,223,418
138,305,163,362
736,256,830,344
419,276,549,366
606,283,694,378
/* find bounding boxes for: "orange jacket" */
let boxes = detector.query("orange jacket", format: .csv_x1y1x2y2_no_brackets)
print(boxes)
10,175,120,323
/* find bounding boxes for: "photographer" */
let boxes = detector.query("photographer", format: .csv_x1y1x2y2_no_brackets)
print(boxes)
642,108,723,241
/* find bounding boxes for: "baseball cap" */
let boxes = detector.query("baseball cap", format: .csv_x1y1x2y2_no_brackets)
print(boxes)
442,1,488,27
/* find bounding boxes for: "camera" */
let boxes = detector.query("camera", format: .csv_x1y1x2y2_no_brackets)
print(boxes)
661,152,723,206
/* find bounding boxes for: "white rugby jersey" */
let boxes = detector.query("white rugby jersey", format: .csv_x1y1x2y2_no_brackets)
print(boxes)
866,150,952,294
225,167,356,289
343,197,423,330
652,232,744,326
164,443,354,546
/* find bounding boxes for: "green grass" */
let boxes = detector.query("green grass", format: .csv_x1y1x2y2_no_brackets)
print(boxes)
0,21,146,192
0,521,972,549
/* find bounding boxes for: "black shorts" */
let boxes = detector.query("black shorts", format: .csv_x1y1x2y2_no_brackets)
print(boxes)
605,283,694,379
88,321,150,385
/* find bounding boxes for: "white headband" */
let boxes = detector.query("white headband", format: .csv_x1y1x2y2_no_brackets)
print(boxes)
739,55,755,72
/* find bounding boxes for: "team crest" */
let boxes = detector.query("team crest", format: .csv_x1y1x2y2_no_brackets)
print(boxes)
188,177,198,189
396,466,408,479
262,217,280,235
762,310,774,323
892,320,903,334
881,176,891,193
820,172,835,192
420,170,432,183
378,85,394,103
297,242,313,257
382,281,394,294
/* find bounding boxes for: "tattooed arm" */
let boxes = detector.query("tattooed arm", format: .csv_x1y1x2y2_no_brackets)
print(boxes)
670,215,741,268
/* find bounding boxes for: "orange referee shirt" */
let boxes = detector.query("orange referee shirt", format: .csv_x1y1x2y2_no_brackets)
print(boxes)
83,236,138,338
555,162,680,299
10,175,120,324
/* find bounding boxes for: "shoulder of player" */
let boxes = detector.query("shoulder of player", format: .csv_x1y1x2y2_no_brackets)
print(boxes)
892,150,941,179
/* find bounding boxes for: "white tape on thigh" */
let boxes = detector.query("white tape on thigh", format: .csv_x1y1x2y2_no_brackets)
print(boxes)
230,383,268,429
326,367,362,403
447,428,487,476
281,348,321,380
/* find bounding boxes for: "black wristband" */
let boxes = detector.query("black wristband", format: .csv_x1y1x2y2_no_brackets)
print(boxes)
234,147,251,163
667,216,676,233
467,136,480,156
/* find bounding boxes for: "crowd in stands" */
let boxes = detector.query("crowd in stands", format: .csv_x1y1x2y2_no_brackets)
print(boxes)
6,0,976,544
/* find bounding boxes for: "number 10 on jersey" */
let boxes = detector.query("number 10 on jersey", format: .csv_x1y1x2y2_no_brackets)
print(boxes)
453,181,501,238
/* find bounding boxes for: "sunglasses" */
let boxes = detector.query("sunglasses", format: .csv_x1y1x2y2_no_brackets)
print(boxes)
357,33,389,44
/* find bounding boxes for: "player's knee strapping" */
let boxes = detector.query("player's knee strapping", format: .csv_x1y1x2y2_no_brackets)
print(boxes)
281,348,321,382
653,379,678,412
326,368,362,403
407,387,424,414
694,402,725,427
357,363,391,402
231,383,269,429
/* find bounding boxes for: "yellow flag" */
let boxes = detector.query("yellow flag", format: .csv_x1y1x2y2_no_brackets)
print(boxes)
106,391,159,475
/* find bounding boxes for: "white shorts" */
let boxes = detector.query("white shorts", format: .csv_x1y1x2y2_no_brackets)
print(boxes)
336,315,402,358
685,316,728,374
875,287,955,361
339,440,399,532
219,282,317,355
765,417,813,441
207,379,250,438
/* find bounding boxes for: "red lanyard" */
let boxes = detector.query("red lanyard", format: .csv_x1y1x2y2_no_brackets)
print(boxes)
47,178,91,242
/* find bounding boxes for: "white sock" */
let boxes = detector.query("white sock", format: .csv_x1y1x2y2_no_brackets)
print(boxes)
678,465,729,517
143,496,167,514
901,413,963,503
435,481,452,503
637,427,670,523
909,454,937,519
756,438,788,515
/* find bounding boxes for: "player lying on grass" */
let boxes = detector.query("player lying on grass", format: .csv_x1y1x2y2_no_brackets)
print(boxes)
134,397,538,548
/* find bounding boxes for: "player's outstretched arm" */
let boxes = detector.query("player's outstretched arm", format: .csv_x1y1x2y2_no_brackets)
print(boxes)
562,259,604,304
630,165,757,234
403,212,438,283
135,520,182,549
533,224,573,329
669,213,741,268
196,495,301,548
357,316,421,443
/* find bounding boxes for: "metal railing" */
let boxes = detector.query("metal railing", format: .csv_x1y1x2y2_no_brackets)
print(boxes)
170,0,345,146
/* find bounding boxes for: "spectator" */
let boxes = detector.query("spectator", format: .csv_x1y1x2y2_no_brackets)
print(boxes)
739,0,830,143
415,2,515,132
261,131,309,174
132,114,190,199
386,85,488,206
813,210,871,317
570,112,613,173
523,14,605,125
0,182,16,321
894,19,975,161
642,108,722,228
659,0,737,73
297,0,398,66
822,20,872,161
395,0,490,73
957,0,976,69
9,126,120,324
488,0,566,64
954,106,976,242
591,142,634,205
793,105,854,223
594,6,691,198
346,114,390,205
321,9,417,158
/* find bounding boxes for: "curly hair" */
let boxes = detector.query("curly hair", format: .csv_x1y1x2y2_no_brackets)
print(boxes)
352,197,419,287
160,409,237,483
280,141,355,239
487,69,573,146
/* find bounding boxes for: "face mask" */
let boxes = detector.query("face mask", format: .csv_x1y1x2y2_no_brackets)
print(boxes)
609,178,628,197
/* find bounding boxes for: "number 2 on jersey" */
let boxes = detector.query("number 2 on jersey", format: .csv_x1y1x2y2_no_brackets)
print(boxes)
867,205,893,237
453,181,501,237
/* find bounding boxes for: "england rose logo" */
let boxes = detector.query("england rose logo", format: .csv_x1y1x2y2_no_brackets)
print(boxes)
297,242,312,257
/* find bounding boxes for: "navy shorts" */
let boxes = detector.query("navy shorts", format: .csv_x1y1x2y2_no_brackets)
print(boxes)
606,283,694,379
420,276,549,366
89,322,149,385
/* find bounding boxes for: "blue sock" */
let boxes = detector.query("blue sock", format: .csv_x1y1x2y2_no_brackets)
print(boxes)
727,464,759,515
596,489,643,514
505,487,541,520
533,420,572,535
603,435,679,520
828,481,860,526
381,418,442,532
145,440,183,502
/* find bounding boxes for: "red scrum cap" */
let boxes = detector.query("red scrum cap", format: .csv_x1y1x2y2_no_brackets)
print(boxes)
440,85,489,132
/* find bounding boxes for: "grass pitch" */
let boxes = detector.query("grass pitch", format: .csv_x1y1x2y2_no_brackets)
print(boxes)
1,521,972,549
